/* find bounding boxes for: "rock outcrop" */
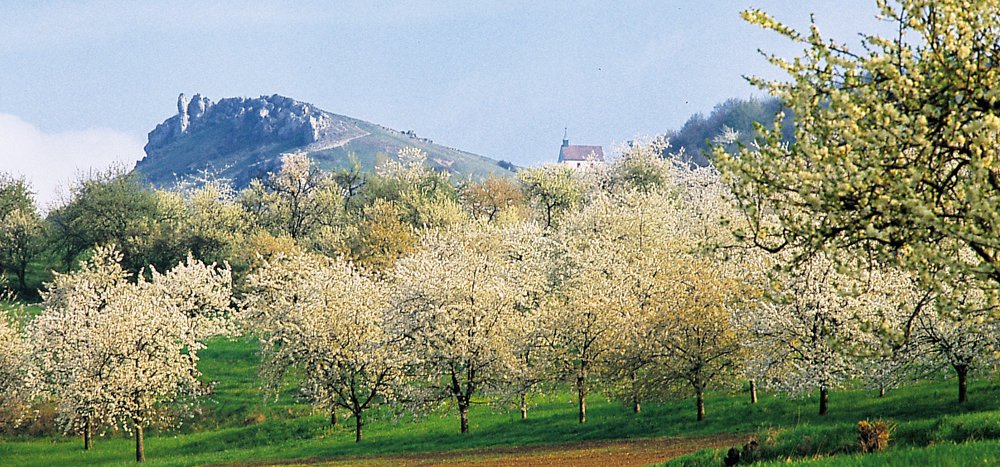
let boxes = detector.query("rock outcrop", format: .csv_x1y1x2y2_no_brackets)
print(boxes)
144,93,367,156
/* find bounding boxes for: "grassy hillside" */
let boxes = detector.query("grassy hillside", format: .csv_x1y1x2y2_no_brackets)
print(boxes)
133,123,302,188
310,119,516,182
0,332,997,466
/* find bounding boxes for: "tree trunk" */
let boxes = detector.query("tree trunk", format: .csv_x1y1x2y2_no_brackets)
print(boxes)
134,418,145,463
750,380,758,404
819,386,829,416
879,386,886,398
520,392,528,420
631,371,641,413
16,267,26,292
955,364,968,404
696,388,705,421
577,374,587,424
331,408,338,427
459,400,470,434
354,410,363,443
84,416,92,451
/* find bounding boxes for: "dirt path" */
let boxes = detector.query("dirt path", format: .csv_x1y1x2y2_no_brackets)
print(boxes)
311,433,747,466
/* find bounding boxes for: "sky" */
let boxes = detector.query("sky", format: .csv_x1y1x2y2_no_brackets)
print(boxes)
0,0,889,208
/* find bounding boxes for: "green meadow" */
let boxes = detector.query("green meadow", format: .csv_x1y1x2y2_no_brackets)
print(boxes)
0,336,996,466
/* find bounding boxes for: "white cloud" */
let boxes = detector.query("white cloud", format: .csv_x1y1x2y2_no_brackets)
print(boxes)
0,114,144,211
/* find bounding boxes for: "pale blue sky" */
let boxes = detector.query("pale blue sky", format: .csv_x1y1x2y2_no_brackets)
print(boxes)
0,0,887,205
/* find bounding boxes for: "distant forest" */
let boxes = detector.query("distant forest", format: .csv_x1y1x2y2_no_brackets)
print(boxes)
664,97,795,166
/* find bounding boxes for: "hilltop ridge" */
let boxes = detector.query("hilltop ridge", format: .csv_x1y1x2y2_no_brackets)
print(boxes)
135,93,515,187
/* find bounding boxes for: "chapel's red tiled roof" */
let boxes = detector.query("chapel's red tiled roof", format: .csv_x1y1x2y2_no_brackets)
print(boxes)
559,145,605,162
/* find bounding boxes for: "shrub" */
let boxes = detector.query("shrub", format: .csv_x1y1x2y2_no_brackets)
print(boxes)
724,439,760,466
725,447,740,466
741,439,760,463
15,404,59,437
858,419,893,453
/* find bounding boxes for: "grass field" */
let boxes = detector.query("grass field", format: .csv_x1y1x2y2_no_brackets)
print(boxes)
0,334,998,465
752,440,1000,466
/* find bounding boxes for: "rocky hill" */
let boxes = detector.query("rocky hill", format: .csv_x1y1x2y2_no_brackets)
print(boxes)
135,93,515,187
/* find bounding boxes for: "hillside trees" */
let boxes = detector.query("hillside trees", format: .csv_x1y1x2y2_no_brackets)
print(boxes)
340,148,464,273
647,259,750,421
29,246,232,461
392,223,548,433
0,294,30,431
851,267,933,398
30,246,129,450
518,165,584,230
341,199,419,274
531,141,765,424
159,182,253,269
46,168,172,273
360,147,464,230
460,175,527,225
332,154,366,209
243,252,405,442
542,186,677,424
0,173,34,215
505,308,553,420
240,153,343,241
915,272,999,403
42,167,250,278
750,253,888,416
0,174,43,292
602,144,761,421
842,260,998,404
0,204,43,293
666,97,793,165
